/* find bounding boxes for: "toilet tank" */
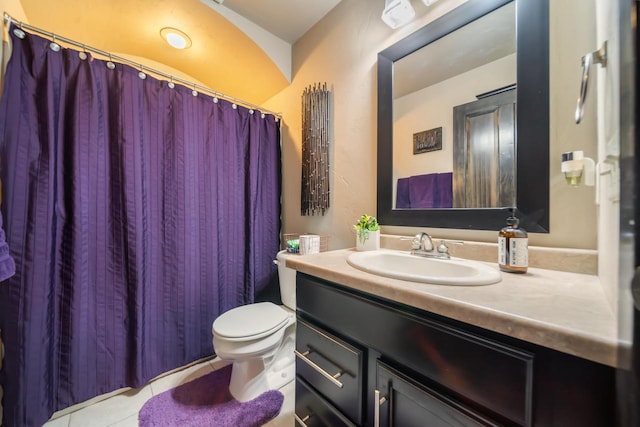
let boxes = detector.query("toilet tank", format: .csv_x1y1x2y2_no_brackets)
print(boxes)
276,250,297,309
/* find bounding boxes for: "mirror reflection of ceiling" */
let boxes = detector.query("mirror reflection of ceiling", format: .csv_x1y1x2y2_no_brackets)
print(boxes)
18,0,299,105
394,2,515,99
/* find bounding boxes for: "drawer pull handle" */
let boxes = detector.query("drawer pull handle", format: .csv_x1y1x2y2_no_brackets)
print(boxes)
374,389,388,427
295,414,311,427
295,349,344,388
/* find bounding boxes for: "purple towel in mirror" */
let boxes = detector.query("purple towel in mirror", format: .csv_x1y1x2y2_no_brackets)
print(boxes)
409,173,438,208
396,177,411,208
435,172,453,208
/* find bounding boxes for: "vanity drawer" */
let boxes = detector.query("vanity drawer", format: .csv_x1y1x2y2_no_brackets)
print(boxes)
295,377,356,427
298,274,534,426
295,319,364,425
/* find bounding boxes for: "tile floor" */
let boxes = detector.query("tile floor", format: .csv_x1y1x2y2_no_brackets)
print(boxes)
42,357,294,427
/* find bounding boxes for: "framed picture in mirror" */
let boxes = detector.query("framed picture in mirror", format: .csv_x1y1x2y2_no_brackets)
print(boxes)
413,127,443,154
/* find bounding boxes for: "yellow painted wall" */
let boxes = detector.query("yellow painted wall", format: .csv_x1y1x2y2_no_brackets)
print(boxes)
265,0,598,250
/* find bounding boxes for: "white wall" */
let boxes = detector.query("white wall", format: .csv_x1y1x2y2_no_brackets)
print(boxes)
594,0,627,325
595,0,619,313
265,0,598,250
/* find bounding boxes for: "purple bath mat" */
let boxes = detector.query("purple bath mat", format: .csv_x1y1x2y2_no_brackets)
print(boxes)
138,365,284,427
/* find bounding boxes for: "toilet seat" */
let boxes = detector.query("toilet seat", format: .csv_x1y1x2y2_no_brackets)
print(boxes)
213,302,291,342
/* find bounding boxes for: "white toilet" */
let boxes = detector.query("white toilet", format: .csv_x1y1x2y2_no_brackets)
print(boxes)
212,250,297,402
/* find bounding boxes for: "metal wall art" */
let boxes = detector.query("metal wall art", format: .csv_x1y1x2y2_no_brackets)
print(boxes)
301,83,331,216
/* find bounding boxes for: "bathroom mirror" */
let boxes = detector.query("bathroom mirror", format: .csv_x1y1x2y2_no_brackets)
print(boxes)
377,0,549,232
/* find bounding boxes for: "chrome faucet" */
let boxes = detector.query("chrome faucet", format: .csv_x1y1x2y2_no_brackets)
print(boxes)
409,232,462,260
411,232,434,252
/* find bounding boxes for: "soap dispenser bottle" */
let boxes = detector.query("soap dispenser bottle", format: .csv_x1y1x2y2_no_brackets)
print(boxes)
498,214,528,274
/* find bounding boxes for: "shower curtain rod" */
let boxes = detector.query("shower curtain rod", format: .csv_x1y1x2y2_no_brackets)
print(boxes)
2,13,283,119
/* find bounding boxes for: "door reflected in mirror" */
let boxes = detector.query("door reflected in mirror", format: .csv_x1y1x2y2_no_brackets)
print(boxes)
392,2,515,210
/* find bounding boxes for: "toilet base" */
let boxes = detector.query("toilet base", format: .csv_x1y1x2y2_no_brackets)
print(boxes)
228,330,295,402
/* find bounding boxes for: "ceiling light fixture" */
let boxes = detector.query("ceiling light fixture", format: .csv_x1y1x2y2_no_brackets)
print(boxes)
381,0,415,29
160,27,192,50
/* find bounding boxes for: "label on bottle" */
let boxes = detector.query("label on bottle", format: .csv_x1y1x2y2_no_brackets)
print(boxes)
509,237,528,267
498,237,528,267
498,237,507,265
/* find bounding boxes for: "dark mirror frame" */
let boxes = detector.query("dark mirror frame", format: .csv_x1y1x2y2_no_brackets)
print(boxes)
377,0,549,232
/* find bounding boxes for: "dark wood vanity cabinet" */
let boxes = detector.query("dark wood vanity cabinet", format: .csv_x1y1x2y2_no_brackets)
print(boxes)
294,273,615,427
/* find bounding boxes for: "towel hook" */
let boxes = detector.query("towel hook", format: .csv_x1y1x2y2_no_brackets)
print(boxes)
575,41,607,124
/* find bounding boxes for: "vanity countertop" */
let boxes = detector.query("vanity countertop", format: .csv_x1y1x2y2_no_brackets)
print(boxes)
286,249,624,368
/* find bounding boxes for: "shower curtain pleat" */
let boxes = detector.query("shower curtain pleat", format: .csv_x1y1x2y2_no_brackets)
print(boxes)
0,30,281,427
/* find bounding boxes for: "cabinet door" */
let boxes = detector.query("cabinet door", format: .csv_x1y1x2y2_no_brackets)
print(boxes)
375,361,499,427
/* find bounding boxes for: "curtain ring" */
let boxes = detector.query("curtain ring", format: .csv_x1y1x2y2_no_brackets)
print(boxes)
138,65,146,80
168,76,175,89
78,44,88,60
192,84,198,97
49,34,60,52
232,103,237,110
106,54,115,70
12,21,25,39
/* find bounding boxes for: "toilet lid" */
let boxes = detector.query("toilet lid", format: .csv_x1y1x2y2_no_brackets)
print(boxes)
212,302,290,339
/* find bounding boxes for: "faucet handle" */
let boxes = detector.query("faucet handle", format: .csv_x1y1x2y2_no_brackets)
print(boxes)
436,240,463,254
410,233,424,250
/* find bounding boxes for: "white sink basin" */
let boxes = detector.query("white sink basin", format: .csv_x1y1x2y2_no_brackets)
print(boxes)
347,249,501,286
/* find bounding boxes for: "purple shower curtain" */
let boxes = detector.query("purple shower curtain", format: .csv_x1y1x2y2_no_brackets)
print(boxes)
0,31,281,426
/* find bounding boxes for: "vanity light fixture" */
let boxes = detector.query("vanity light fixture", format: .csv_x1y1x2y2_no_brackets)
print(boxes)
381,0,415,29
160,27,192,50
